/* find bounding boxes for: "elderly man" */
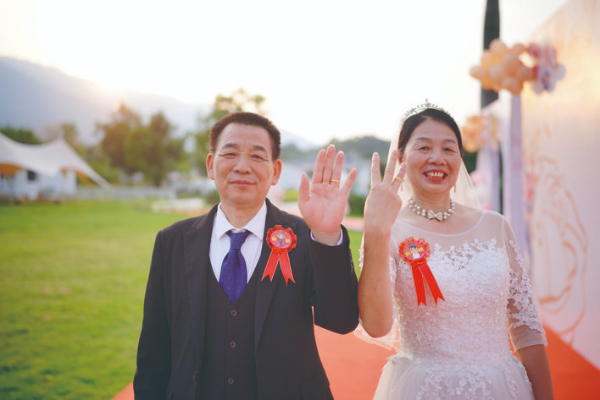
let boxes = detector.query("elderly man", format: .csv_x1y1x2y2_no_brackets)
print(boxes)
134,112,359,400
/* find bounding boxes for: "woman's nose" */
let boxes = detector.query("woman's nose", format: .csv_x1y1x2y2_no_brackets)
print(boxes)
428,148,445,164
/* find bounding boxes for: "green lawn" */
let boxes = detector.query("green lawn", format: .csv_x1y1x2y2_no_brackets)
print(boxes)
0,201,363,399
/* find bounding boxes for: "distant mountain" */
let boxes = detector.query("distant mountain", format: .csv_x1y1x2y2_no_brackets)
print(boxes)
0,56,315,149
330,135,390,159
281,134,389,163
0,57,208,144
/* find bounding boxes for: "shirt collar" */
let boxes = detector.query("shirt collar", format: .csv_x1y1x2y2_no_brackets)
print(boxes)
214,202,267,240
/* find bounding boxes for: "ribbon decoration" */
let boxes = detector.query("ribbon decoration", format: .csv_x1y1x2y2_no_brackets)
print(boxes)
427,210,444,221
399,237,445,306
262,225,297,285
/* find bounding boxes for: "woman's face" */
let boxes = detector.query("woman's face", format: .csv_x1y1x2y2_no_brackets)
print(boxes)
402,118,462,198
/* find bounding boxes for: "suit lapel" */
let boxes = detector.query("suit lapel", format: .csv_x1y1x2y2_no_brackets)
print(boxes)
183,205,218,372
186,201,297,352
254,200,296,349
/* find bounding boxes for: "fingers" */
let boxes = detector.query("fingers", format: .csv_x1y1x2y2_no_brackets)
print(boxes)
382,149,399,185
313,145,346,186
311,149,326,185
398,162,407,178
298,172,310,206
330,150,344,184
392,162,407,189
370,152,382,188
371,150,406,190
321,145,336,183
341,168,357,195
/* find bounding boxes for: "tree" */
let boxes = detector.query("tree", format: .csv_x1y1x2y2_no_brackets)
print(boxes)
86,147,120,184
97,103,143,175
0,126,41,144
214,88,267,115
60,123,86,155
191,88,268,175
125,126,165,186
52,123,87,156
125,112,184,186
97,105,184,186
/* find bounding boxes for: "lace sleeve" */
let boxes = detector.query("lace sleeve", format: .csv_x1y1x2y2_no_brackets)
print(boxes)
503,218,548,349
354,237,401,351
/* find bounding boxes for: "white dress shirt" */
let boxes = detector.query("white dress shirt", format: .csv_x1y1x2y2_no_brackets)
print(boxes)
209,202,344,282
209,203,267,282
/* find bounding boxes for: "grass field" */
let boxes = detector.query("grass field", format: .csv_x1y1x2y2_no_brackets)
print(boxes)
0,201,363,400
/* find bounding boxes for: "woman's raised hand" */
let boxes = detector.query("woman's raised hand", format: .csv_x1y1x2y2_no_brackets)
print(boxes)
358,149,406,337
363,149,406,235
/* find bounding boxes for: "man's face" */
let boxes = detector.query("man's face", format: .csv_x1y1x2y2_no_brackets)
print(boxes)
207,123,282,212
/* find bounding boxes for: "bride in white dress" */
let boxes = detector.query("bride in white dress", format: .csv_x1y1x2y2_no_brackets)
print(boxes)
357,102,553,399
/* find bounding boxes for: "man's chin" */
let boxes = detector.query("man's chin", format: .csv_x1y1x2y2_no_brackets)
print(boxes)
222,194,265,208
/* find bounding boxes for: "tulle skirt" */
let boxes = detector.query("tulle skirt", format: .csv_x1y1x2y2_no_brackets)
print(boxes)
373,353,535,400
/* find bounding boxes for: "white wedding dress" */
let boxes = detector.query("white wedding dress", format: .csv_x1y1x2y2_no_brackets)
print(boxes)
356,210,547,400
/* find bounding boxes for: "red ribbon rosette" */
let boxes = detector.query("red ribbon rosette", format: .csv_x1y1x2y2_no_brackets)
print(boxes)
262,225,297,285
399,237,445,306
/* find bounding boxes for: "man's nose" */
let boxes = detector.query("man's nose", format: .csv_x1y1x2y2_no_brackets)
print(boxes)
233,155,251,173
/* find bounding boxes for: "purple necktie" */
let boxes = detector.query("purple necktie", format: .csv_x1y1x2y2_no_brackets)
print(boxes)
219,230,251,302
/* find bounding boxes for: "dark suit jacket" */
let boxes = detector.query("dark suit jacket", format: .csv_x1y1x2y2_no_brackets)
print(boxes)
134,200,359,400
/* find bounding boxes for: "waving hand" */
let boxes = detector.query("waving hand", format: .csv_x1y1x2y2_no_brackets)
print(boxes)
298,145,357,245
363,150,406,235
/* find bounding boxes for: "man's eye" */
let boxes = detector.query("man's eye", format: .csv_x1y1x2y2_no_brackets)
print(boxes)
223,153,236,159
251,155,266,161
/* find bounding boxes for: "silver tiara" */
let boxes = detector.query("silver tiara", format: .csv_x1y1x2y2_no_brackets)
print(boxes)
401,99,450,123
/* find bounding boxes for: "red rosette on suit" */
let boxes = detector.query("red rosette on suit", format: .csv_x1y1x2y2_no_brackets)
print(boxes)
262,225,297,285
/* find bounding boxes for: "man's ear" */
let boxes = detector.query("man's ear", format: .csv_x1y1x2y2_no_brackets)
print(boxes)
271,159,283,186
206,153,215,180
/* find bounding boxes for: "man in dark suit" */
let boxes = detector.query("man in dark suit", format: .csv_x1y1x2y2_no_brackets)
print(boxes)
134,112,359,399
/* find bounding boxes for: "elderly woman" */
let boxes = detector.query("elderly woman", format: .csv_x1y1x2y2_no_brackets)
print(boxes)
357,102,553,400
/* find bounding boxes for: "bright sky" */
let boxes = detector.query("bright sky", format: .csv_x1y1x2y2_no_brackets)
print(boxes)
0,0,566,145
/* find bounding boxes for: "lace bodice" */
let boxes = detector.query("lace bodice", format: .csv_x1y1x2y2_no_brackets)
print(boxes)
359,211,546,360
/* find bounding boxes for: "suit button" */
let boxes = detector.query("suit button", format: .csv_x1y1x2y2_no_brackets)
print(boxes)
228,377,234,385
230,309,237,317
193,372,198,381
229,341,236,348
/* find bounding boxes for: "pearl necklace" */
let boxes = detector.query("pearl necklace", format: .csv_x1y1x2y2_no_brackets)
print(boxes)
407,197,455,221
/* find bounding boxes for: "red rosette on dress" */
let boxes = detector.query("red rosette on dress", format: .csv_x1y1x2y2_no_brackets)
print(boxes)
399,237,445,306
262,225,297,285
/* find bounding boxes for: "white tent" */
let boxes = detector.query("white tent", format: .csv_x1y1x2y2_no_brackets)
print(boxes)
0,132,110,198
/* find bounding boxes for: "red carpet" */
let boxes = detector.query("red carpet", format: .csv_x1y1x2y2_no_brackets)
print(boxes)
543,328,600,400
315,325,600,400
314,327,393,399
113,325,599,399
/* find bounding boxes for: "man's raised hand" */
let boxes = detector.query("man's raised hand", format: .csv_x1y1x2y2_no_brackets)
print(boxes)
298,145,356,245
